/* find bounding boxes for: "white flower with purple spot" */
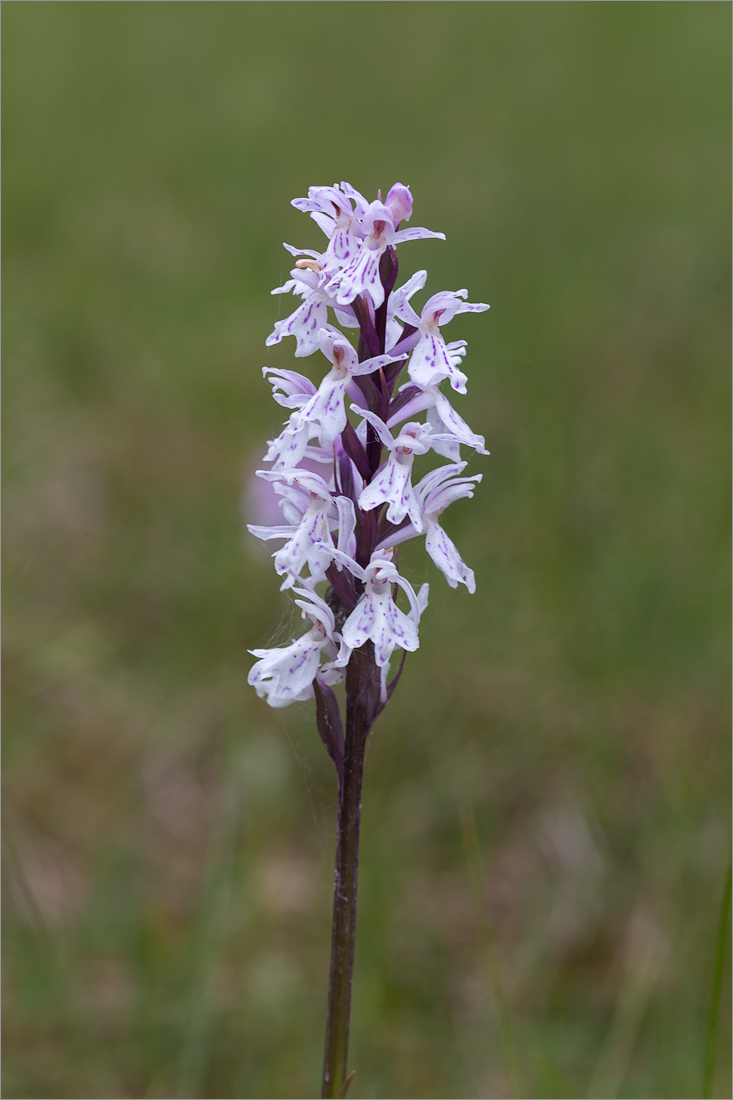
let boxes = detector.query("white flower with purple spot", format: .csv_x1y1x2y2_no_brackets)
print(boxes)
393,288,490,393
389,379,489,460
248,588,350,707
292,183,369,274
372,463,481,593
331,549,427,671
299,331,400,447
267,258,355,358
416,463,482,592
355,410,432,532
249,469,355,587
334,198,445,310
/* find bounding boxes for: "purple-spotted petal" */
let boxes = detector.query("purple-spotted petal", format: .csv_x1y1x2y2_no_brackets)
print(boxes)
408,332,464,391
248,628,330,707
424,520,476,593
266,294,330,357
341,594,379,651
336,248,384,308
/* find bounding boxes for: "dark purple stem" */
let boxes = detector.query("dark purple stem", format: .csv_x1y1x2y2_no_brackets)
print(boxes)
321,643,380,1098
351,295,381,360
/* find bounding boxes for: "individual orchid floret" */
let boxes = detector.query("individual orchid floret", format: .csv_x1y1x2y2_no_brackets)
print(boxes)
416,463,482,592
334,194,445,310
392,288,490,393
389,379,489,460
267,265,331,358
262,412,338,473
330,549,427,670
373,463,482,594
292,184,369,273
263,394,344,470
375,575,430,703
355,410,432,532
248,587,349,708
299,331,401,447
249,469,355,587
267,260,356,358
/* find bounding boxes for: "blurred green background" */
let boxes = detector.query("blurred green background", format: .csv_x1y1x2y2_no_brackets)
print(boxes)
3,4,730,1098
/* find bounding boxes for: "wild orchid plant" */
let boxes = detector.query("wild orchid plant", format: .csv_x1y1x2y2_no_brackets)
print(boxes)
247,181,489,1098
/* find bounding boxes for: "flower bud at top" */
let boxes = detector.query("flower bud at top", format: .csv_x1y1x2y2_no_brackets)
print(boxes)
385,183,413,225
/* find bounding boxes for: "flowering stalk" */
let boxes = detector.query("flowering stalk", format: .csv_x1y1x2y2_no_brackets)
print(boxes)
247,182,489,1097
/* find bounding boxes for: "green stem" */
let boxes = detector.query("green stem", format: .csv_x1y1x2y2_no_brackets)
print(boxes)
703,860,732,1098
321,648,375,1099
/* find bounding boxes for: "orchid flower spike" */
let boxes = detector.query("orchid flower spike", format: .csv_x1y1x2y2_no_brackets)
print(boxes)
249,180,489,728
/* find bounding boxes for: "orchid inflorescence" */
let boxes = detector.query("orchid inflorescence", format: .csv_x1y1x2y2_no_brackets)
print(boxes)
248,181,489,764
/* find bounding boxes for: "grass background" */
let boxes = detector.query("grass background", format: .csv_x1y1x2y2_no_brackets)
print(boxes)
3,3,730,1098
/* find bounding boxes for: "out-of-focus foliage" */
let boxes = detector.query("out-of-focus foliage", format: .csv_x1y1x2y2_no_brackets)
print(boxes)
3,4,730,1098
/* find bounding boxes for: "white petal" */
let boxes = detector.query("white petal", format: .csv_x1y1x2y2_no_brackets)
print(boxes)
408,333,456,390
248,632,325,706
390,269,427,325
425,521,476,593
247,523,298,542
266,295,329,357
264,418,311,470
301,375,349,446
341,595,378,651
274,510,333,578
370,598,396,668
433,392,488,453
359,457,406,516
336,248,384,308
379,600,419,662
426,406,462,461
